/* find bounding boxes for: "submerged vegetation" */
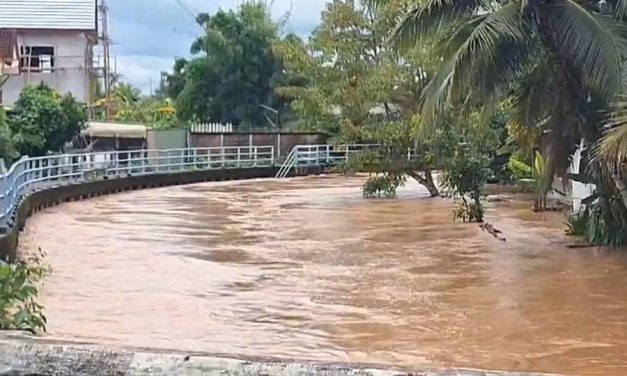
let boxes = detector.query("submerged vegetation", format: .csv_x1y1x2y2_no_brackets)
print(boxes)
0,250,47,333
272,0,627,239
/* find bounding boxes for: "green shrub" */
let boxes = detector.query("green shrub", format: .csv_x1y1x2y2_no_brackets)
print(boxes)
452,199,484,222
362,174,405,198
565,209,588,236
0,252,47,333
508,152,533,182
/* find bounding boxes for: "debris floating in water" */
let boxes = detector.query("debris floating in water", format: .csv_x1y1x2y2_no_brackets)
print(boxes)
480,222,507,242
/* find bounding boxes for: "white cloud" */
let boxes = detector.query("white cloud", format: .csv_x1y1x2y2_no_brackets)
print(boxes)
115,55,173,93
109,0,328,93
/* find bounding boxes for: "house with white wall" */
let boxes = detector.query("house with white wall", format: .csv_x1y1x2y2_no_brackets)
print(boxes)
549,142,596,212
0,0,99,106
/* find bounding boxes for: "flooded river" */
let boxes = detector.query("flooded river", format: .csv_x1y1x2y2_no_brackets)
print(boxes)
19,176,627,375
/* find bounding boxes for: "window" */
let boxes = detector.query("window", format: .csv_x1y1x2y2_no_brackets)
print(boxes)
20,46,55,73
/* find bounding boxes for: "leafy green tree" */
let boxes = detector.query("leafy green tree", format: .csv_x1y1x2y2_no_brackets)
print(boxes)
0,108,17,163
93,82,178,128
0,249,47,334
275,0,449,196
8,84,86,157
596,101,627,209
369,0,627,242
164,2,292,129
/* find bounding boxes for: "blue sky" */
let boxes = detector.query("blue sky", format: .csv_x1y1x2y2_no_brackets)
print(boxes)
108,0,328,93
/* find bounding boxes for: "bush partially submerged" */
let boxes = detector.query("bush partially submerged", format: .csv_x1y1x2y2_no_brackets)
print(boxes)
452,199,484,223
0,251,47,333
362,174,406,198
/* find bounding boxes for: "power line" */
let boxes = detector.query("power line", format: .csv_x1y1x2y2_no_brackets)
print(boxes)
174,0,197,21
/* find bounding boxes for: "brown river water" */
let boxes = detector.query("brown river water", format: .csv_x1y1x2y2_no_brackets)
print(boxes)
18,175,627,375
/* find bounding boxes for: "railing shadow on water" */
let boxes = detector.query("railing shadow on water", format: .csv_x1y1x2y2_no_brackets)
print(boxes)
0,145,275,231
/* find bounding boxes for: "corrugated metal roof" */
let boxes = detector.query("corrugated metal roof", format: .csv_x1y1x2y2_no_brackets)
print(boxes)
0,0,96,31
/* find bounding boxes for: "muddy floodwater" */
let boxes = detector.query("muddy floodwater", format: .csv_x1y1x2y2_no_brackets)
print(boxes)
19,176,627,375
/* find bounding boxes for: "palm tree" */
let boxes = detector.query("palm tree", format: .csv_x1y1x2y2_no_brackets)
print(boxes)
369,0,626,167
367,0,627,243
596,100,627,207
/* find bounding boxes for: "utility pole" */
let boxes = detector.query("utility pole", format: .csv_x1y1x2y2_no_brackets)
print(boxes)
98,0,112,120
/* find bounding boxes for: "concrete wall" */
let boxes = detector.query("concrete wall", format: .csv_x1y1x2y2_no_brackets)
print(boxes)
0,332,561,376
147,128,188,150
191,132,329,158
2,30,91,106
549,144,595,212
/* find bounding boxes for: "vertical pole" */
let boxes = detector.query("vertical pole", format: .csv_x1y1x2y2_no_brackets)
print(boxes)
142,150,147,174
114,152,119,178
237,148,241,168
101,0,112,120
270,146,275,166
277,133,281,160
326,145,331,164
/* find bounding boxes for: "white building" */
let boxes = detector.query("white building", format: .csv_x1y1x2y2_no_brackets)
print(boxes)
0,0,99,106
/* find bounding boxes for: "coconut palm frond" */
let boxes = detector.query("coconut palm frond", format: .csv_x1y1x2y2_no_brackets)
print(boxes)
391,0,487,47
418,3,532,134
362,0,393,10
506,62,557,150
593,97,627,167
596,123,627,167
544,0,627,100
616,0,627,20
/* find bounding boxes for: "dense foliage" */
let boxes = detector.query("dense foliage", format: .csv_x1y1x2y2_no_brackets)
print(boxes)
162,3,297,129
276,0,455,196
7,83,86,157
0,251,47,333
93,83,178,128
366,0,627,243
0,108,17,162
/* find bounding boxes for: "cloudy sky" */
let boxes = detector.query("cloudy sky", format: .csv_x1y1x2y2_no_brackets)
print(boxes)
108,0,327,93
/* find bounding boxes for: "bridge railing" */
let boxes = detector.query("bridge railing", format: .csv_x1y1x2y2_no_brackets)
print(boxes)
276,144,379,178
0,145,275,229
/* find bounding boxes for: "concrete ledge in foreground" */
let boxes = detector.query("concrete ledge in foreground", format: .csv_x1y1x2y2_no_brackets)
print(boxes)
0,332,564,376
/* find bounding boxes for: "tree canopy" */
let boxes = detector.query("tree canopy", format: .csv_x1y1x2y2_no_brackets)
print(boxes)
367,0,627,242
162,2,296,129
8,84,86,157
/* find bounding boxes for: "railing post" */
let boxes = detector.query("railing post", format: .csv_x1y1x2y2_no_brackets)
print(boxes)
114,152,119,178
142,150,147,174
237,147,241,168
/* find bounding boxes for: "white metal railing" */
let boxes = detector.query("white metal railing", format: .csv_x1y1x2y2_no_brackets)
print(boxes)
275,147,297,179
0,146,274,229
275,144,379,179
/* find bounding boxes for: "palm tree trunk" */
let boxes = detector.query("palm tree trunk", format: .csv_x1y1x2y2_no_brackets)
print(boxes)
611,171,627,209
